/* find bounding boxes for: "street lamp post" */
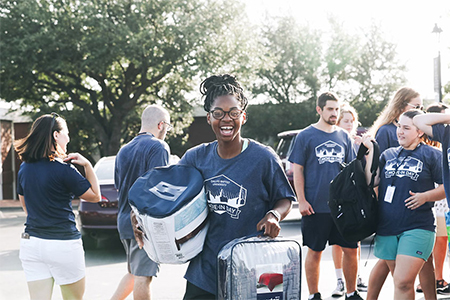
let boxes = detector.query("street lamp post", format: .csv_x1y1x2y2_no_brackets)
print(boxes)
432,23,443,102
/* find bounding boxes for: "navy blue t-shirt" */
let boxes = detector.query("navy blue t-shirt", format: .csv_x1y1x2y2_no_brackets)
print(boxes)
17,158,91,240
179,139,296,295
288,125,355,213
377,144,443,236
375,123,399,153
432,124,450,203
115,134,170,239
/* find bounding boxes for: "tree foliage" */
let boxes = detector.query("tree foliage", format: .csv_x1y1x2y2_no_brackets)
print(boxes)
242,100,317,146
0,0,258,159
252,16,322,103
247,16,407,143
254,16,406,107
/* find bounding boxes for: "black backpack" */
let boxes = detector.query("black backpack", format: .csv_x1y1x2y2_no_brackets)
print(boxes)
328,141,380,243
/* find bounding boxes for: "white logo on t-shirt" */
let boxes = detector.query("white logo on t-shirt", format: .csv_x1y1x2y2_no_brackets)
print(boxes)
315,140,345,164
385,157,423,181
204,175,247,219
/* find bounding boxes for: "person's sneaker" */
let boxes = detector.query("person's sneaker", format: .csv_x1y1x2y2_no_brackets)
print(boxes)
309,292,322,300
345,290,364,300
437,279,450,295
416,283,423,293
357,276,368,292
332,279,345,297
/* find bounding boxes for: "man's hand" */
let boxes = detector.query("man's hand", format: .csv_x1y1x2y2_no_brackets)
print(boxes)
299,200,314,216
130,210,144,249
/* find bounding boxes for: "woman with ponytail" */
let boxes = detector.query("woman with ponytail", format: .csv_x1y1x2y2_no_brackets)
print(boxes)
15,113,100,300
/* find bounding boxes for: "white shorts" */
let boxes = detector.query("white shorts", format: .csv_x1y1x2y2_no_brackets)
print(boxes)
19,236,85,285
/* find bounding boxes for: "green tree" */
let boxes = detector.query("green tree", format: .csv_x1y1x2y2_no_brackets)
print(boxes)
322,17,359,91
252,16,322,103
248,16,406,140
349,23,406,126
243,101,317,146
0,0,257,159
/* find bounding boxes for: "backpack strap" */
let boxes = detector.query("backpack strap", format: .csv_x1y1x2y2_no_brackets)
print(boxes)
357,141,380,187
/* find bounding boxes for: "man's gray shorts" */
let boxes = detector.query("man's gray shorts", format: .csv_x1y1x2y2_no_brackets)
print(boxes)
121,239,159,277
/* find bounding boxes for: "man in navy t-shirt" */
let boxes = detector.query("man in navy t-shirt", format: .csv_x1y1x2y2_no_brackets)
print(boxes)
288,92,361,300
414,112,450,205
111,105,171,300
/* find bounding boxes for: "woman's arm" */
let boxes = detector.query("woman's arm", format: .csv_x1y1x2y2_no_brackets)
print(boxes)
65,153,101,203
404,184,446,210
413,113,450,138
256,198,292,238
19,194,27,215
362,136,380,187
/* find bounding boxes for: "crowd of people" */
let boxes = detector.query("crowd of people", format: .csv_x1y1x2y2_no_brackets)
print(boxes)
14,74,450,300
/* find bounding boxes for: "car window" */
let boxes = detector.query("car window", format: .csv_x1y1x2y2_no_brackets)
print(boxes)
276,136,293,159
95,159,115,181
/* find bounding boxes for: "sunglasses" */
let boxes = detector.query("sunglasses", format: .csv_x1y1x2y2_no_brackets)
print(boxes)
406,103,423,110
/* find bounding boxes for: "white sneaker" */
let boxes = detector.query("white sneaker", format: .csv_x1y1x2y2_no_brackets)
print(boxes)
357,276,367,292
332,279,345,297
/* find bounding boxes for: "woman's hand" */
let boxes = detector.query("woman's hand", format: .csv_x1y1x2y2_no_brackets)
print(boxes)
64,153,90,167
361,134,375,151
69,153,101,202
256,213,281,238
404,191,428,210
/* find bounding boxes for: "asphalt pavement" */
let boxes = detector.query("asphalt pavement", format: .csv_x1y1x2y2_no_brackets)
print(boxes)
1,200,450,299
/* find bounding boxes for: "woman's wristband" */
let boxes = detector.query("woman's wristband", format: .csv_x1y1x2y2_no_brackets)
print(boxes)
266,210,281,222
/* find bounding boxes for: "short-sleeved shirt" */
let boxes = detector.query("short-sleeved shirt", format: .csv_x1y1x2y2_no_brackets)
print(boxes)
115,134,170,239
377,144,443,236
432,124,450,202
17,158,91,240
375,123,399,153
288,125,355,213
180,139,296,295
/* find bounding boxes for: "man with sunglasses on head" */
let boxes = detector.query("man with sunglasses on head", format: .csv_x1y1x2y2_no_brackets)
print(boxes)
111,105,172,300
289,92,362,300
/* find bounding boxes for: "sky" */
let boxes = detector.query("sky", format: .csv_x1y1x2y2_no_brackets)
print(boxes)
244,0,450,101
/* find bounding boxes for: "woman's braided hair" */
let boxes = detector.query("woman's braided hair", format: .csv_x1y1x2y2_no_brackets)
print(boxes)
200,74,248,112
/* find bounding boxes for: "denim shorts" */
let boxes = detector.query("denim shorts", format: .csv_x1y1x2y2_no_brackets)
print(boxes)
374,229,435,261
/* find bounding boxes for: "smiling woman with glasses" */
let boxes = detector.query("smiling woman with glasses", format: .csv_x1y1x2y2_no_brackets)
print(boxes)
209,107,244,120
14,113,101,300
167,74,296,300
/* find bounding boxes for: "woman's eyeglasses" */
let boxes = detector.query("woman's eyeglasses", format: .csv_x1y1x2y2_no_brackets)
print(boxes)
407,103,423,110
209,108,243,120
